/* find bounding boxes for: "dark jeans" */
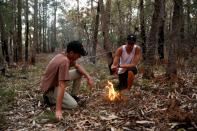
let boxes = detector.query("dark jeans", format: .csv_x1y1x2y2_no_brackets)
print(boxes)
115,67,138,91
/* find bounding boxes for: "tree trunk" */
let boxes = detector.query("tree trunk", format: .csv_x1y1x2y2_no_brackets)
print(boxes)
42,2,48,53
166,0,183,79
0,7,5,65
38,3,42,53
17,0,22,62
158,21,165,60
90,0,100,64
116,0,125,47
31,0,38,64
25,0,29,62
12,0,18,63
186,0,191,36
100,0,113,65
52,2,57,52
179,0,185,58
76,0,81,39
139,0,146,60
0,6,9,64
143,0,165,79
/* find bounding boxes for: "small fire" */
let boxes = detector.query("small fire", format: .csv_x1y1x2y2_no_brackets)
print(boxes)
106,81,120,101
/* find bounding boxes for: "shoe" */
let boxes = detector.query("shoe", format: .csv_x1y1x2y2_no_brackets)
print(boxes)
71,95,80,102
114,84,127,92
78,98,87,107
43,94,55,107
71,95,87,107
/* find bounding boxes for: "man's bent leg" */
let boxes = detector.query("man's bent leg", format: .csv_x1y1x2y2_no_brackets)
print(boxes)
69,69,82,96
127,71,135,90
54,87,78,109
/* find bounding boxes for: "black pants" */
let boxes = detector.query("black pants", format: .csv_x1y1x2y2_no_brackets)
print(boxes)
115,67,138,91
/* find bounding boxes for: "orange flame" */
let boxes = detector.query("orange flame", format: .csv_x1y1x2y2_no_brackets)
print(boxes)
106,81,120,101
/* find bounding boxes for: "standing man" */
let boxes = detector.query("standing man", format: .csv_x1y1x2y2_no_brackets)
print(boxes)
40,40,94,120
111,34,141,92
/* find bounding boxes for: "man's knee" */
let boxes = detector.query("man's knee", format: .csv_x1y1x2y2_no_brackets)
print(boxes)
69,69,82,80
128,71,135,79
62,92,78,109
63,101,78,109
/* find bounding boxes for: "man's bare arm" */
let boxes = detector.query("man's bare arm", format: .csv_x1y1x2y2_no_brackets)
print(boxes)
74,64,94,88
111,47,122,69
55,80,65,120
74,64,90,79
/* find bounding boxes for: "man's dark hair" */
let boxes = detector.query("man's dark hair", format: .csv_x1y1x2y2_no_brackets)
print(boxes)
66,40,87,56
127,34,136,43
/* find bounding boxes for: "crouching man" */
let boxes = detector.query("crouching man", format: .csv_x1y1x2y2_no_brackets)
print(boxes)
111,34,141,93
40,40,94,120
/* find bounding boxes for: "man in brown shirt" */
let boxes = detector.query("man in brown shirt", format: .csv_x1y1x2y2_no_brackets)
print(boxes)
40,41,94,120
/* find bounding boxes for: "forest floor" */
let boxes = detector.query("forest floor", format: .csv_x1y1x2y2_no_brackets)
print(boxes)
0,53,197,131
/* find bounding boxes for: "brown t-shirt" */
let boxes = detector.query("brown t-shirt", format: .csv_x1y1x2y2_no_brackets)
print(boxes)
40,53,70,92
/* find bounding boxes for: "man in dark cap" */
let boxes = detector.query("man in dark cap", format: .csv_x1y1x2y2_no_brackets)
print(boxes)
111,34,141,93
40,40,94,120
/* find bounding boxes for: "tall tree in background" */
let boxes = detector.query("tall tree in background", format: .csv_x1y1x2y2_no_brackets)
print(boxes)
38,2,42,53
0,3,6,65
100,0,113,65
51,1,58,52
76,0,81,39
143,0,165,78
166,0,183,79
0,3,9,64
17,0,22,62
13,0,17,63
158,20,165,60
90,0,100,64
186,0,191,36
31,0,38,64
116,0,125,47
42,1,48,53
25,0,29,62
139,0,146,59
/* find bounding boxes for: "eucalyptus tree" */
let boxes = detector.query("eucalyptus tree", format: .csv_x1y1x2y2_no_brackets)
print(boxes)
158,0,165,60
17,0,22,62
25,0,29,62
166,0,183,79
12,0,17,63
76,0,81,39
42,0,50,53
90,0,100,64
100,0,113,65
139,0,146,59
143,0,165,78
50,0,60,52
0,1,10,64
115,0,125,47
0,2,6,65
31,0,38,64
186,0,191,36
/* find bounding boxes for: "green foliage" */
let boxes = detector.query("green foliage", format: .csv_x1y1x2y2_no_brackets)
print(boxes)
0,88,15,104
139,79,152,91
0,87,15,129
35,110,57,124
0,111,7,130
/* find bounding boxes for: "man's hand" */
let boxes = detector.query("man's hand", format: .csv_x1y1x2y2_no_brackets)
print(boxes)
111,64,119,74
87,76,94,90
55,110,63,121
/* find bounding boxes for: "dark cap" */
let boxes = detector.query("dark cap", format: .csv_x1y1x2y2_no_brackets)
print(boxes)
127,34,136,43
67,41,87,56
